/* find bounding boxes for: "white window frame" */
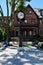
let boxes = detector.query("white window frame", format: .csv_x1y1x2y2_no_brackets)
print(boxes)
40,19,42,24
29,10,32,15
31,19,35,24
39,29,43,36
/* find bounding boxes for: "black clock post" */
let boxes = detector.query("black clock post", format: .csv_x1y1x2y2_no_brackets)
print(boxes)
19,20,22,47
17,11,25,47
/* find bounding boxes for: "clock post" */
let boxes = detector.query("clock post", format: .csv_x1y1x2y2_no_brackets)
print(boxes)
17,11,25,47
19,20,22,47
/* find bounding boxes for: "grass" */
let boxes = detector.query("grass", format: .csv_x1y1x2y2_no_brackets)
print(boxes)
39,41,43,44
0,45,3,48
0,45,2,48
23,43,32,47
10,42,32,47
0,45,3,49
12,43,19,47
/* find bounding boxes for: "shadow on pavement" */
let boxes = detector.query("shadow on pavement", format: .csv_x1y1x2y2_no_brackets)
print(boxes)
0,47,43,65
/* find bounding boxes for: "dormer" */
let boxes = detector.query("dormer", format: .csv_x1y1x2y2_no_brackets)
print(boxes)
40,10,43,16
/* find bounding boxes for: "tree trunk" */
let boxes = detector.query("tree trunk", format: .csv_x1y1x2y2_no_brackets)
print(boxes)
6,0,10,43
11,0,15,20
6,0,9,17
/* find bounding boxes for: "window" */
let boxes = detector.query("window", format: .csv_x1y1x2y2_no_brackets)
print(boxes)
31,19,35,24
40,19,42,24
25,11,29,15
24,31,26,36
29,10,32,15
29,31,32,36
33,30,36,35
39,29,43,35
40,10,43,16
25,10,32,15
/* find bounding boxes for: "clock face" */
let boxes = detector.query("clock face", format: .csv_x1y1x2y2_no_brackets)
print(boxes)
17,12,24,19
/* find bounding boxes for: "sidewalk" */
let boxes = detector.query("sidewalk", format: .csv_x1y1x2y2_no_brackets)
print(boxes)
0,46,43,65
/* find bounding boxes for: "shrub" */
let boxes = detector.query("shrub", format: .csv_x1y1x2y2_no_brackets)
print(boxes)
0,28,3,42
32,40,39,46
38,42,43,49
40,44,43,49
0,28,7,42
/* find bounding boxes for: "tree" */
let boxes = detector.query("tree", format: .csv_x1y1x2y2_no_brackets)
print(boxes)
0,5,4,42
5,0,11,43
6,0,9,17
8,0,31,19
0,5,4,25
15,0,31,12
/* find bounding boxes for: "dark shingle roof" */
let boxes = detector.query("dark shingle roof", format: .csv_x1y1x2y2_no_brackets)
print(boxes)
34,8,43,18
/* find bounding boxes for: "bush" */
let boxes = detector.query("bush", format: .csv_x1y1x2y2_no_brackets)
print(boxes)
0,28,7,42
32,40,39,46
40,44,43,49
3,30,7,41
38,42,43,49
0,29,3,42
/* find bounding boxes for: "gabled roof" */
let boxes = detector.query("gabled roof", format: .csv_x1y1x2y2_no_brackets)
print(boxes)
27,5,39,18
27,4,43,18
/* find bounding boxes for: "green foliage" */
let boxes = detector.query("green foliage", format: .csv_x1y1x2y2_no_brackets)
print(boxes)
40,44,43,49
3,24,11,42
8,0,31,12
15,1,27,12
37,42,43,49
0,29,3,42
32,41,39,46
3,29,7,41
23,43,32,47
0,28,8,42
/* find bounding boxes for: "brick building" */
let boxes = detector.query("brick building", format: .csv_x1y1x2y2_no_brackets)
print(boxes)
0,5,43,41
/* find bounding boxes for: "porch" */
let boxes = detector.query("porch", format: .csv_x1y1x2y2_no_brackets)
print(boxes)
10,27,38,41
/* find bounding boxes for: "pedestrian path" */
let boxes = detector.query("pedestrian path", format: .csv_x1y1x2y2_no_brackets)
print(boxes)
0,46,43,65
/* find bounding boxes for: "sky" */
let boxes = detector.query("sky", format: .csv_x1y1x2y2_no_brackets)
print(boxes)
0,0,43,16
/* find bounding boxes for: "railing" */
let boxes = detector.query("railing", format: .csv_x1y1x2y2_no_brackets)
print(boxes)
14,22,38,27
10,35,38,39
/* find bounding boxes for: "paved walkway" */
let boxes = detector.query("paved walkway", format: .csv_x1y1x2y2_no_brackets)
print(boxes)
0,46,43,65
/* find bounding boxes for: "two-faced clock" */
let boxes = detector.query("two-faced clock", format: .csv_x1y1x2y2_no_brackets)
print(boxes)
17,11,25,20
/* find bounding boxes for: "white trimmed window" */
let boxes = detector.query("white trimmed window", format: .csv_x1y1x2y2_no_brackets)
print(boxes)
39,29,43,35
29,10,32,15
25,31,26,36
31,19,35,24
25,11,29,15
33,30,36,35
40,10,43,16
40,19,42,24
29,31,32,36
